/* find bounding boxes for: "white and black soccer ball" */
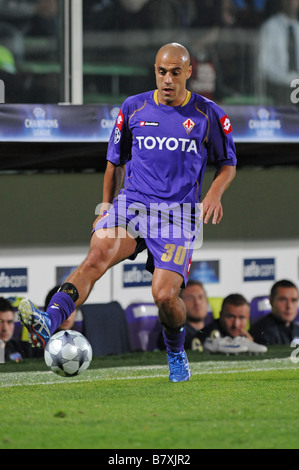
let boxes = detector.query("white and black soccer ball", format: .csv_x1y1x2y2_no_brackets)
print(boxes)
44,330,92,377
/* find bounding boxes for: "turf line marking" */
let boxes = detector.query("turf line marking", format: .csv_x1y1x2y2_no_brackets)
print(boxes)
0,358,297,388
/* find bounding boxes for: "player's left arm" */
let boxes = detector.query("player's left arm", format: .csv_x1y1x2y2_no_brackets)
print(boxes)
201,164,236,225
203,103,237,225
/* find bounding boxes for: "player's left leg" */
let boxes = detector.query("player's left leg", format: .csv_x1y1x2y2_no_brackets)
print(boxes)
152,268,191,382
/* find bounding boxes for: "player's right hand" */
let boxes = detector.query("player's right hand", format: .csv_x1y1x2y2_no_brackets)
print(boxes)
93,212,108,230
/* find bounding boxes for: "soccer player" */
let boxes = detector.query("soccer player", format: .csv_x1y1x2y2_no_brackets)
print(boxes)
18,43,237,382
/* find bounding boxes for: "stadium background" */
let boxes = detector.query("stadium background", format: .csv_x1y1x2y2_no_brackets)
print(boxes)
0,0,298,310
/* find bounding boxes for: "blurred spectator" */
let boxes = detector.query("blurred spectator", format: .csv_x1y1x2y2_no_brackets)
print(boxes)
28,0,58,37
182,281,210,350
0,21,24,63
192,0,267,28
202,294,267,354
231,0,268,27
180,280,210,350
249,280,299,345
0,1,59,103
214,0,267,27
0,297,42,361
201,293,251,339
84,0,197,30
0,44,24,103
189,0,266,101
221,0,239,26
259,0,299,104
0,45,16,74
0,0,58,37
158,280,209,351
192,0,220,27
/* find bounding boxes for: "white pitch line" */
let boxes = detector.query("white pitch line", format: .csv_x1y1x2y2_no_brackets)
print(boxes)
0,358,297,388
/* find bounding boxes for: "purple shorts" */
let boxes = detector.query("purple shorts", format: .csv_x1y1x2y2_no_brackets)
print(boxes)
93,190,202,286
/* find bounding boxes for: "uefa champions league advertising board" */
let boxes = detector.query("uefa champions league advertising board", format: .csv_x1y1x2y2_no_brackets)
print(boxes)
0,104,298,143
0,104,121,142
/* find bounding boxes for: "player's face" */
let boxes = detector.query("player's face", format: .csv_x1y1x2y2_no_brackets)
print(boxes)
0,311,15,344
155,53,192,106
220,304,250,337
271,287,299,324
182,285,208,321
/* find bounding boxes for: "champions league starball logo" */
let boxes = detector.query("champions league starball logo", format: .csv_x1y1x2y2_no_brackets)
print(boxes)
248,108,282,139
24,107,59,137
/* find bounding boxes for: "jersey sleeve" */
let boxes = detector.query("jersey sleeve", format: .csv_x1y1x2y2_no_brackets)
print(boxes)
106,100,132,166
206,102,237,168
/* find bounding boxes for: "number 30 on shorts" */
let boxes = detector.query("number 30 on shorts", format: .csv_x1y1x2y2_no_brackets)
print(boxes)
161,244,186,265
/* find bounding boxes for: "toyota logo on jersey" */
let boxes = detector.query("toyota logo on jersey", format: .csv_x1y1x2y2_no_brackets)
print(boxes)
220,115,232,135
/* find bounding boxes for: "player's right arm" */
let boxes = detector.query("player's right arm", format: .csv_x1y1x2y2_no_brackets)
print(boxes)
93,161,126,228
102,161,126,206
93,101,132,228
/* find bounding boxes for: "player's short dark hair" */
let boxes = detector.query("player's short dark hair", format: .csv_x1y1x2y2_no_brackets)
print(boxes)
270,279,298,299
221,293,249,313
0,297,14,313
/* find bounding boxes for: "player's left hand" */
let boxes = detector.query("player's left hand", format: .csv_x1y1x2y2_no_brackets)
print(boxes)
200,165,236,225
201,193,223,225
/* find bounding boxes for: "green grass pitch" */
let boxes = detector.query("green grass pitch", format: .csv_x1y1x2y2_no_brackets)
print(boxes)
1,347,299,450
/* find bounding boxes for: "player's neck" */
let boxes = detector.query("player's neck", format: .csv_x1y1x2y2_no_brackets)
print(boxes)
157,89,188,107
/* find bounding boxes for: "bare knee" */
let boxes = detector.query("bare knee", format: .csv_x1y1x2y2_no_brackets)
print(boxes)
153,286,176,311
152,286,185,328
79,246,109,278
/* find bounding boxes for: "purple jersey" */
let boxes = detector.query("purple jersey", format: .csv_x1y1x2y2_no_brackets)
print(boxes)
107,89,237,203
95,90,236,285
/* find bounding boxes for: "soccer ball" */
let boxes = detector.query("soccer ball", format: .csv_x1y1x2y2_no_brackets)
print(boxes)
44,330,92,377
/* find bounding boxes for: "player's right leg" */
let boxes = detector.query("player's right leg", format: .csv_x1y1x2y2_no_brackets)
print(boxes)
152,268,191,382
66,226,137,306
18,227,137,348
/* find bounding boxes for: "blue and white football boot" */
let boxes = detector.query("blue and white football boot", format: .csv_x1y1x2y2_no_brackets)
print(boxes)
18,298,51,348
167,350,191,382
